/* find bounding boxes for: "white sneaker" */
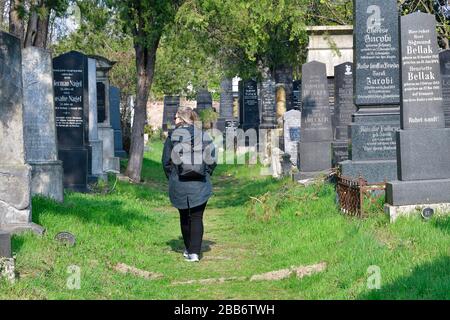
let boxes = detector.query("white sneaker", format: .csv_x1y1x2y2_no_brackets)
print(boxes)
183,250,189,258
185,253,200,262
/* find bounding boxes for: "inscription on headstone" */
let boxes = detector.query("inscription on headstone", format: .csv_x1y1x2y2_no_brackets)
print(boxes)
334,62,356,140
260,77,277,128
292,80,302,111
240,80,259,130
354,0,400,106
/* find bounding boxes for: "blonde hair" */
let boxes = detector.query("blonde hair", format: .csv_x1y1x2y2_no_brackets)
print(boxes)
176,106,199,125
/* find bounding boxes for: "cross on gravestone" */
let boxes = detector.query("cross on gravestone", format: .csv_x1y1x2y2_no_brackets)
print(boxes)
53,51,90,192
386,12,450,208
110,86,127,158
298,61,332,175
339,0,401,184
440,50,450,128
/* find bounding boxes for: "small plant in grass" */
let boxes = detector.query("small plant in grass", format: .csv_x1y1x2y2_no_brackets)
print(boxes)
198,108,218,129
88,173,118,194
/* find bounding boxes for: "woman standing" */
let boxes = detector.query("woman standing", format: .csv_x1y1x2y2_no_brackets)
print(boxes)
162,107,216,262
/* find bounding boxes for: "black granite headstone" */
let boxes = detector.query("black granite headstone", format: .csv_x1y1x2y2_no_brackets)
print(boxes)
162,95,180,131
299,61,332,174
259,77,277,129
196,89,213,112
353,0,401,106
440,50,450,127
110,86,127,158
240,80,259,131
53,51,89,192
292,80,302,111
97,82,106,123
387,12,450,207
217,79,235,132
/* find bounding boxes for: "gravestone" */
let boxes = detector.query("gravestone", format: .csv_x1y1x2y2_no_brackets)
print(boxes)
259,77,277,129
53,51,89,192
0,231,11,258
90,55,120,174
275,66,294,112
239,80,259,131
440,50,450,127
332,62,356,166
87,58,105,181
386,12,450,217
0,32,43,235
298,61,333,176
162,95,180,131
196,89,213,113
339,0,401,183
22,47,64,202
328,77,336,135
283,110,302,167
292,80,302,111
217,79,236,133
110,86,127,158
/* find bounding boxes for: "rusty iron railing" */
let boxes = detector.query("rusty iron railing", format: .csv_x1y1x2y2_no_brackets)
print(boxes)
336,174,386,218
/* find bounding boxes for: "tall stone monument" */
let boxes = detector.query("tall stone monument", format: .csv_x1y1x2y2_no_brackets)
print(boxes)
217,79,237,133
259,76,277,129
0,32,43,234
339,0,401,183
22,47,64,202
87,58,105,181
162,95,180,131
90,55,120,174
110,86,127,158
53,51,89,192
292,80,302,111
440,50,450,127
298,61,333,177
386,12,450,220
332,62,356,166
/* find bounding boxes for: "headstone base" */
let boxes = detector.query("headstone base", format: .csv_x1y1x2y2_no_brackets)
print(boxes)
99,127,120,173
293,169,332,181
59,148,89,193
30,161,64,202
385,202,450,223
332,140,349,167
386,178,450,206
0,223,45,236
299,141,331,172
89,140,105,177
0,231,11,258
339,159,397,184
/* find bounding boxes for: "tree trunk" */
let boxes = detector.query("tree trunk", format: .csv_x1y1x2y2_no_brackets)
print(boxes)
9,0,24,42
0,0,6,26
34,4,49,48
125,39,159,182
24,4,38,47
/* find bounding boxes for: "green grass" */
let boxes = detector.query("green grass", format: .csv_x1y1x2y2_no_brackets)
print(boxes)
0,141,449,299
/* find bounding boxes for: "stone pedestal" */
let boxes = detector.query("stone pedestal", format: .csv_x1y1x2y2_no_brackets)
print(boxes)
22,47,64,202
339,108,400,183
0,32,44,235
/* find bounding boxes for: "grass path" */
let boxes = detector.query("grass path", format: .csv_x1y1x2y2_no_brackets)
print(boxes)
0,141,449,299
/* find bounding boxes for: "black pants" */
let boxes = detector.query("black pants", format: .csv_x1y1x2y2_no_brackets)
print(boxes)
178,202,207,255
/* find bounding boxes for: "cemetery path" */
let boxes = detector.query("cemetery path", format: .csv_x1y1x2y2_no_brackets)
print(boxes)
1,141,449,299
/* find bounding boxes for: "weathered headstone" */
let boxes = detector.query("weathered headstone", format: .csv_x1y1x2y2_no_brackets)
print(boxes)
440,50,450,127
283,110,302,167
386,12,450,217
217,79,236,133
239,80,259,131
292,80,302,111
196,89,213,113
87,58,105,181
298,61,332,176
339,0,401,183
22,47,64,202
0,32,43,235
110,86,127,158
332,62,356,166
53,51,89,192
259,77,277,129
162,95,180,131
90,55,120,174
